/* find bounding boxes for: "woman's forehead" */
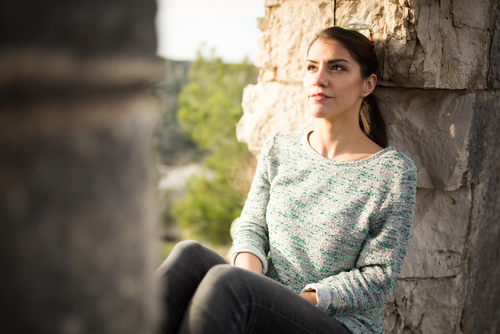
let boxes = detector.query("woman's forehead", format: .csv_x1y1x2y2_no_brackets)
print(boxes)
307,39,351,60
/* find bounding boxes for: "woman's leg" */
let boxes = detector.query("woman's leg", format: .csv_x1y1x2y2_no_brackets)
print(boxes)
156,240,228,334
177,265,352,334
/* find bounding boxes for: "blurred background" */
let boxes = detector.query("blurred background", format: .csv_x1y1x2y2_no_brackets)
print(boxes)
153,0,265,260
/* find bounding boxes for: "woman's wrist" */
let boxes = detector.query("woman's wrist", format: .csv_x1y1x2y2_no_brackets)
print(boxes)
299,291,318,305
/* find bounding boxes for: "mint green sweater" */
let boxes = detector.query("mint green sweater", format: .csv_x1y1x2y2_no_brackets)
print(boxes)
231,132,417,334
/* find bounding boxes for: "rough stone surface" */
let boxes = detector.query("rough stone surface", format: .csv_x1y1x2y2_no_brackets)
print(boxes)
467,90,500,184
255,0,334,84
254,0,496,90
462,89,500,334
237,82,312,154
337,0,495,90
400,186,470,278
461,148,500,334
375,87,475,191
382,276,466,334
487,2,500,90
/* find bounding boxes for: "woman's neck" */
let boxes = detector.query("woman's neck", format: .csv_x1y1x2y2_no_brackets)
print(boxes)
309,118,382,162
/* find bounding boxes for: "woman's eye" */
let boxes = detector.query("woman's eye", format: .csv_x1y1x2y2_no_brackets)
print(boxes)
331,65,345,71
307,65,316,70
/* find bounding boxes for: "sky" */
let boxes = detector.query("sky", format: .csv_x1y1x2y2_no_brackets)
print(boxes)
155,0,266,63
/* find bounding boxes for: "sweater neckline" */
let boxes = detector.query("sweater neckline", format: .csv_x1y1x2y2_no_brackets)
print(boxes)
302,131,394,167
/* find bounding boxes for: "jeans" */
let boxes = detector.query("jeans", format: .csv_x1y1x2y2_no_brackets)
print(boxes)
156,240,353,334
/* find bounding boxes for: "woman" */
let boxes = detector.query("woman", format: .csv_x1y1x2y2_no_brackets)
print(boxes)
157,26,417,334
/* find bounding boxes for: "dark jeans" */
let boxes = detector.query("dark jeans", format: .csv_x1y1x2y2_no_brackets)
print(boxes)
156,240,353,334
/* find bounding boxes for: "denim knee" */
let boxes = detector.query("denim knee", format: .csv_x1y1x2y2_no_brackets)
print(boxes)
156,240,206,278
205,264,242,281
172,240,204,256
202,265,251,299
189,265,251,314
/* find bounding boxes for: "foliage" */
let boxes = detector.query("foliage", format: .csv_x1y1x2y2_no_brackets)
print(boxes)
151,59,198,166
172,51,258,245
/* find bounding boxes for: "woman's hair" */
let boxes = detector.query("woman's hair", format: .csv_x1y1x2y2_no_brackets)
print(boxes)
308,27,388,148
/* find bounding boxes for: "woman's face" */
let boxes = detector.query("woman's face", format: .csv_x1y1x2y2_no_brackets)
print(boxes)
304,38,372,122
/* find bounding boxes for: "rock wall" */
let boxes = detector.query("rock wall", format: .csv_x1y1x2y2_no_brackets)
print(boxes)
237,0,500,332
0,0,161,332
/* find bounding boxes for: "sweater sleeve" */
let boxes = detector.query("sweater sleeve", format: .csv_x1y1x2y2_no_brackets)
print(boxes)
230,134,276,274
301,168,417,315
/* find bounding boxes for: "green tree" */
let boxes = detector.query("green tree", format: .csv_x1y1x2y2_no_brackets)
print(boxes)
173,51,258,245
151,59,197,166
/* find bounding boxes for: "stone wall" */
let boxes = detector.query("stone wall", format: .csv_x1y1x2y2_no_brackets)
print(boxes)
237,0,500,332
0,0,161,332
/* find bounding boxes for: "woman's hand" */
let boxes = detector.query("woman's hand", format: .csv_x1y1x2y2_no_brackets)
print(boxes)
234,252,263,275
299,291,318,305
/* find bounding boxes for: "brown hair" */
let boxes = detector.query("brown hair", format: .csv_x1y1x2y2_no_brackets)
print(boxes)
307,27,388,148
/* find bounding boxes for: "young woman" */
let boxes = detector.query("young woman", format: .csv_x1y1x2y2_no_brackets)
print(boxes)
157,26,417,334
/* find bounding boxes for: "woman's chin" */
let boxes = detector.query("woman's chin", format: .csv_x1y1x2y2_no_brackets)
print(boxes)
308,108,332,119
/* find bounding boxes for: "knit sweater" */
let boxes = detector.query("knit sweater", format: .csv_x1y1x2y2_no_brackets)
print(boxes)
231,131,417,334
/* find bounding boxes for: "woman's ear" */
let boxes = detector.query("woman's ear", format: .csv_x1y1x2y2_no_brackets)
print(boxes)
361,74,377,97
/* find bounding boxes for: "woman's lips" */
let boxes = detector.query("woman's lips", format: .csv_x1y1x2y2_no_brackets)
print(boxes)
310,93,332,101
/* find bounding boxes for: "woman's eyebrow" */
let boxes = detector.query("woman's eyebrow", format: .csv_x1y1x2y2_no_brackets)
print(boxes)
306,58,350,64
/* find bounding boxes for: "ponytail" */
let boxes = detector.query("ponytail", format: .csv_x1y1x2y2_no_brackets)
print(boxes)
359,94,388,148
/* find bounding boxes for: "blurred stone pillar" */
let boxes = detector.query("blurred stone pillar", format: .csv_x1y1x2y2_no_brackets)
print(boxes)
237,0,500,332
0,0,161,333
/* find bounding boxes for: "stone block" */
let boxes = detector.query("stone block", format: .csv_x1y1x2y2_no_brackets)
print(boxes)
467,91,500,184
487,2,500,90
256,0,496,90
237,82,313,153
461,169,500,333
337,0,494,90
255,0,333,84
400,186,470,279
383,276,466,334
375,87,475,191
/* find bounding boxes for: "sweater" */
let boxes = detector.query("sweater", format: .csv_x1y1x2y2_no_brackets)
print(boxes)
231,131,417,334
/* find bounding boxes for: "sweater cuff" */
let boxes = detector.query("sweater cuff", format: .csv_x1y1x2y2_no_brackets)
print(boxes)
230,245,268,275
301,283,332,312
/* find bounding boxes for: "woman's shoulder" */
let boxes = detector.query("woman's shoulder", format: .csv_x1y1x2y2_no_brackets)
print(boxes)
261,131,306,153
373,147,417,176
268,131,304,141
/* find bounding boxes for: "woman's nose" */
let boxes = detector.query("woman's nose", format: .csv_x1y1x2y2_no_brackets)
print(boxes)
312,69,328,87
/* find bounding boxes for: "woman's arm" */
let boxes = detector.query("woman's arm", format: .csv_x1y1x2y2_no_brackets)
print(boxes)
302,168,417,314
231,134,277,275
234,252,263,275
235,252,317,304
